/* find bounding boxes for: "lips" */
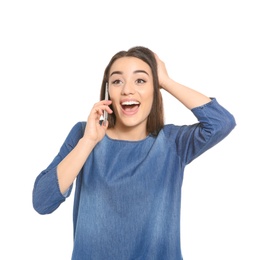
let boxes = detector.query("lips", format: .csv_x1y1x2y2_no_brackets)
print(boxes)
120,99,140,115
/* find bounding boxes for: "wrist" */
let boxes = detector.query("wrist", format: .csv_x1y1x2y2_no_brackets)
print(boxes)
79,137,98,150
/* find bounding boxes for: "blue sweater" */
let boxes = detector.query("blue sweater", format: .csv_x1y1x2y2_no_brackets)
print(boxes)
33,98,236,260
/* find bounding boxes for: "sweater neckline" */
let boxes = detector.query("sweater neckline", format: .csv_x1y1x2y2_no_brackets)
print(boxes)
104,133,153,143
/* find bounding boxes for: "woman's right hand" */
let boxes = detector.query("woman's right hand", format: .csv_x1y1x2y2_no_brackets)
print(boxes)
83,100,113,143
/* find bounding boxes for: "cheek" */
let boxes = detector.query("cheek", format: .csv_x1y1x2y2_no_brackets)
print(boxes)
145,89,154,105
108,91,118,108
111,100,118,113
142,92,154,114
110,99,121,116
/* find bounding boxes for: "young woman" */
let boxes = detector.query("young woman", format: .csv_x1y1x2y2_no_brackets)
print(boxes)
33,46,236,259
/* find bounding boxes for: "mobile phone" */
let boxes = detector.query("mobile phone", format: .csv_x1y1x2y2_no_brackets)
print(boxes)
102,82,109,125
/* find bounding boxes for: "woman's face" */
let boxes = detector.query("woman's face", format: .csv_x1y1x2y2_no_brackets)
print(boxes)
108,57,154,131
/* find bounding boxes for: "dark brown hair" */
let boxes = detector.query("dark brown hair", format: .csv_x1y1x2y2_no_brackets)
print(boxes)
100,46,164,136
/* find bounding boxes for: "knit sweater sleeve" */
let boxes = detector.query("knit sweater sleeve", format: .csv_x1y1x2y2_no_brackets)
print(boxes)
164,98,236,165
32,122,85,215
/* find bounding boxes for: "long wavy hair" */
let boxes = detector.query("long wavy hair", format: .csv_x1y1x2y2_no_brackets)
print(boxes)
100,46,164,136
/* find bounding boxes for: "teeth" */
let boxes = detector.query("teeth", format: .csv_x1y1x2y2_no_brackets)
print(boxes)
121,101,140,105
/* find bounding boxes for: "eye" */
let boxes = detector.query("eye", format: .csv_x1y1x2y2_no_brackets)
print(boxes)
112,79,123,85
136,79,146,84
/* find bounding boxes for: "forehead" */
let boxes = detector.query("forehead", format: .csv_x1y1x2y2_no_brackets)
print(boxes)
109,57,152,76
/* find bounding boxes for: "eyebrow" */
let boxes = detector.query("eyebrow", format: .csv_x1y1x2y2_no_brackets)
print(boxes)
110,70,149,77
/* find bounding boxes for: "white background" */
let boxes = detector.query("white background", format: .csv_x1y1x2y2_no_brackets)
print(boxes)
1,0,270,259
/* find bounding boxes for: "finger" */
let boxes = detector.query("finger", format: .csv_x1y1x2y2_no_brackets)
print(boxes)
94,100,112,106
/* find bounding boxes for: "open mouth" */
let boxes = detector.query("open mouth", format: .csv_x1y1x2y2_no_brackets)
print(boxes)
121,100,140,113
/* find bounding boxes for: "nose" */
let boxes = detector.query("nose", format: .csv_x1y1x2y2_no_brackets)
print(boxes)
121,82,135,96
